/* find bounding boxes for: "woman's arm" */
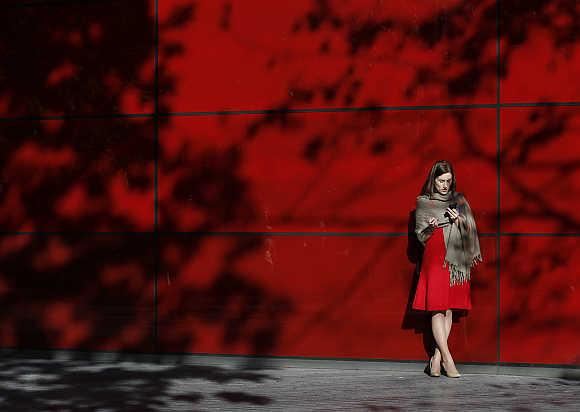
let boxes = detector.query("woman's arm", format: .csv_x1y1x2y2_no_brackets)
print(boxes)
417,220,437,244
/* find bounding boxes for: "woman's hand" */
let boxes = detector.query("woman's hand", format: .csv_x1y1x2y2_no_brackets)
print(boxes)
446,207,460,223
428,217,438,228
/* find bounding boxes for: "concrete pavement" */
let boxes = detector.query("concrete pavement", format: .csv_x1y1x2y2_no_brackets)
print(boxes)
0,355,578,411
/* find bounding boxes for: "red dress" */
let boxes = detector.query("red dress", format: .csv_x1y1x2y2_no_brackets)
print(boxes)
412,227,471,311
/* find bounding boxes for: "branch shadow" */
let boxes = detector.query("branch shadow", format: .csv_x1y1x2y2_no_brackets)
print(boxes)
0,0,293,382
0,355,276,410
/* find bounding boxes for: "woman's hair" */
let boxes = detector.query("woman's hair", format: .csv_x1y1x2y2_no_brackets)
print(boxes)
419,160,456,197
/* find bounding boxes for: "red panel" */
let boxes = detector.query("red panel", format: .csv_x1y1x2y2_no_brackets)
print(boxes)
501,1,580,103
159,0,496,111
0,235,154,352
159,110,496,233
500,237,580,365
0,0,154,116
157,235,496,361
0,118,155,232
501,107,580,233
450,236,497,363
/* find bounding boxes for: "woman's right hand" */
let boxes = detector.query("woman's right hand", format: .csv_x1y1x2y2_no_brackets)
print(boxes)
428,217,438,228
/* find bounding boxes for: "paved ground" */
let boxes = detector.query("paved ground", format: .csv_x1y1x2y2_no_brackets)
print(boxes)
0,356,578,411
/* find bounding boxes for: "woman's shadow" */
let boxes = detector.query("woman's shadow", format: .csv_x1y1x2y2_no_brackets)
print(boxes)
401,209,434,358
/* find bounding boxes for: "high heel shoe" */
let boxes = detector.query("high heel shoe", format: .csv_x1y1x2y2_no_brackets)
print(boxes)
427,356,441,377
441,360,461,378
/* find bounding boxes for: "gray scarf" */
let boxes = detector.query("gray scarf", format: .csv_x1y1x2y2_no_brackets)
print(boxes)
415,191,482,285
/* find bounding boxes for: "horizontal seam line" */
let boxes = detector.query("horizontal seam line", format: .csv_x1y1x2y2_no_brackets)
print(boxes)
0,232,578,236
1,101,580,121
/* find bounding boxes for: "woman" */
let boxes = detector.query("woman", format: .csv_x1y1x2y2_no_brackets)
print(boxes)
412,160,482,378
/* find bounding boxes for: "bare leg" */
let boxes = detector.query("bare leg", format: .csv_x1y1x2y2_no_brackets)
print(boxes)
433,309,452,364
431,310,460,376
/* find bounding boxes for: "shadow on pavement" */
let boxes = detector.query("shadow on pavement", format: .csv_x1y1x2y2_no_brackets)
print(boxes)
0,354,276,410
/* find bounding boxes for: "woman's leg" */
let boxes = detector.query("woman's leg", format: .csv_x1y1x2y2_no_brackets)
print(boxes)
431,310,459,375
430,311,445,374
445,309,453,336
433,309,452,364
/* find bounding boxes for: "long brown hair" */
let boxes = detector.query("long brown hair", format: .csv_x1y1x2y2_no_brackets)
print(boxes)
419,160,456,197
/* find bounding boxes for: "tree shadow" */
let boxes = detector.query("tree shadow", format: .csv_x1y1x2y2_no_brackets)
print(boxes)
0,355,276,410
498,236,579,364
1,0,578,371
0,0,293,369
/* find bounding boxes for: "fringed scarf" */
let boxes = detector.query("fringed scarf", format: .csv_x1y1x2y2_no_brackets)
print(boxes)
415,191,483,285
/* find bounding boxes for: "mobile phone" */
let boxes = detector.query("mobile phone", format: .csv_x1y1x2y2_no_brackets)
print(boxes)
444,203,457,218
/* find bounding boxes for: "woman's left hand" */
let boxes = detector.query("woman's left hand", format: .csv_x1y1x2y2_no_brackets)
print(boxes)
446,207,460,222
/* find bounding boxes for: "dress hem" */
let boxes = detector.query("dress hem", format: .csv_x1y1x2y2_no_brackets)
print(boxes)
411,306,471,312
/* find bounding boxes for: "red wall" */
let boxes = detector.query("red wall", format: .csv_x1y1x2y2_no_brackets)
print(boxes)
0,0,578,366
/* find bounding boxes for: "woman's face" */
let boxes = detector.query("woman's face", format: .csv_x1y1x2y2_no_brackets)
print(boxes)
434,172,453,195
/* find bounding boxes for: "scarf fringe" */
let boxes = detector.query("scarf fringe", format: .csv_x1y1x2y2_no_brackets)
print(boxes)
444,254,483,286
